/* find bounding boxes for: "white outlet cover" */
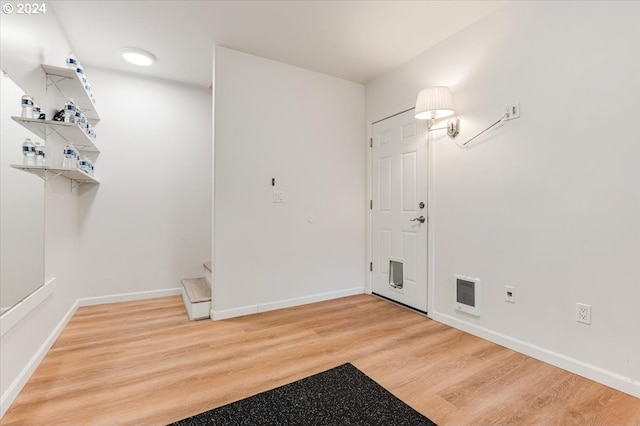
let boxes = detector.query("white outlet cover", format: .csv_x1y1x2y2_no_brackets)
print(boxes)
504,101,520,120
576,302,592,325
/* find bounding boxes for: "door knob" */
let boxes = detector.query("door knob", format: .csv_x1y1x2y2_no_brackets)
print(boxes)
410,216,425,224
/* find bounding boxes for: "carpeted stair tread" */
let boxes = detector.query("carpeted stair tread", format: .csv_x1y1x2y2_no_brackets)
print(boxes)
181,277,211,303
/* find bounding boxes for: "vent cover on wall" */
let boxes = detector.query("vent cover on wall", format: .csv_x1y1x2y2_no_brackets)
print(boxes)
455,275,481,316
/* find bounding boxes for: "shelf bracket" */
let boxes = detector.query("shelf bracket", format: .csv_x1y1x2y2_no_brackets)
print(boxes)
49,124,66,139
20,167,50,182
45,74,70,92
43,169,64,185
33,169,47,182
43,169,83,192
12,166,95,192
70,180,83,192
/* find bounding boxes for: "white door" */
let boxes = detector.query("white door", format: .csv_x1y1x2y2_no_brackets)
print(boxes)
371,109,428,312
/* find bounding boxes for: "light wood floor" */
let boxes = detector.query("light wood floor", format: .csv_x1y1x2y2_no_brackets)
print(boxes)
2,294,639,425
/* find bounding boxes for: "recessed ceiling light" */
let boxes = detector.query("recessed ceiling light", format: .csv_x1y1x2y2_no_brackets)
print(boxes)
121,47,156,66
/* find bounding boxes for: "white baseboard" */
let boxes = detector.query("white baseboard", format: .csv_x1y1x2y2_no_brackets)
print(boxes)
211,304,258,320
258,287,364,313
0,298,79,419
77,288,181,307
0,287,181,419
430,310,640,399
211,287,365,321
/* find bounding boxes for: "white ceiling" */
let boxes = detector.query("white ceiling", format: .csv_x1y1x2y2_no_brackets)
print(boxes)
51,1,508,88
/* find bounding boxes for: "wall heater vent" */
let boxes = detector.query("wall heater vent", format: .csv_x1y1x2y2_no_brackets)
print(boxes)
455,275,481,316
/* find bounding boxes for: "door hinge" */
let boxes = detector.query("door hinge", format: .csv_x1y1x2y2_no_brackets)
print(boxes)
369,262,373,271
370,199,373,210
369,138,373,148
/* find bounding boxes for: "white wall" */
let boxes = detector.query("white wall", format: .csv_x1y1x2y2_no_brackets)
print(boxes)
1,7,212,416
0,5,82,416
76,67,211,300
366,1,640,396
212,47,365,318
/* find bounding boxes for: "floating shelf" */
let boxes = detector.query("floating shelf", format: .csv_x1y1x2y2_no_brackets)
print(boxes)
11,164,99,185
11,116,99,153
41,64,100,123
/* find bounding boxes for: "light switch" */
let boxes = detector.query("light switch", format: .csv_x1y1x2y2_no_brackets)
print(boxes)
273,190,285,203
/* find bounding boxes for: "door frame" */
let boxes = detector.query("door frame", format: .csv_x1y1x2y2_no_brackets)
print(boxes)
366,107,436,317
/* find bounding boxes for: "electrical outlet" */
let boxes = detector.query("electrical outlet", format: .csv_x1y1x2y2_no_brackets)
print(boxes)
504,102,520,120
576,303,592,325
504,285,516,303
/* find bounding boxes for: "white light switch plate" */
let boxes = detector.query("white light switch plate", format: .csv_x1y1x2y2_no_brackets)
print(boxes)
504,285,516,303
273,190,285,203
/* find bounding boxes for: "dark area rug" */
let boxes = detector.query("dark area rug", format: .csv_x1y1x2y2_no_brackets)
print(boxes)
169,363,437,426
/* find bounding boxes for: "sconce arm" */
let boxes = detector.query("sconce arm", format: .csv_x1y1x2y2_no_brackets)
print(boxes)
461,112,509,146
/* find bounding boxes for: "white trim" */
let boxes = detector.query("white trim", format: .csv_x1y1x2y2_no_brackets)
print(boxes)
211,304,258,321
0,298,79,418
430,310,640,399
211,46,217,325
0,278,56,337
258,287,364,313
76,288,181,307
365,120,373,295
426,131,436,317
211,287,366,321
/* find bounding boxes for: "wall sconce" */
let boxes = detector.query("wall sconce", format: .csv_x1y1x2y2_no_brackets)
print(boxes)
415,86,516,146
414,86,460,137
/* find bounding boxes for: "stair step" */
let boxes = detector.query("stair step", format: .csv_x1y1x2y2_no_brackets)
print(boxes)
204,261,212,273
181,277,211,303
181,277,211,321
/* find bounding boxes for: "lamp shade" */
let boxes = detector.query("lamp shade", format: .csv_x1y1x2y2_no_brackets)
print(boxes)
414,86,455,120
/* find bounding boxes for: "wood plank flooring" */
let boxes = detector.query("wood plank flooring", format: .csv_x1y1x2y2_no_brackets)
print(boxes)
2,294,639,425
